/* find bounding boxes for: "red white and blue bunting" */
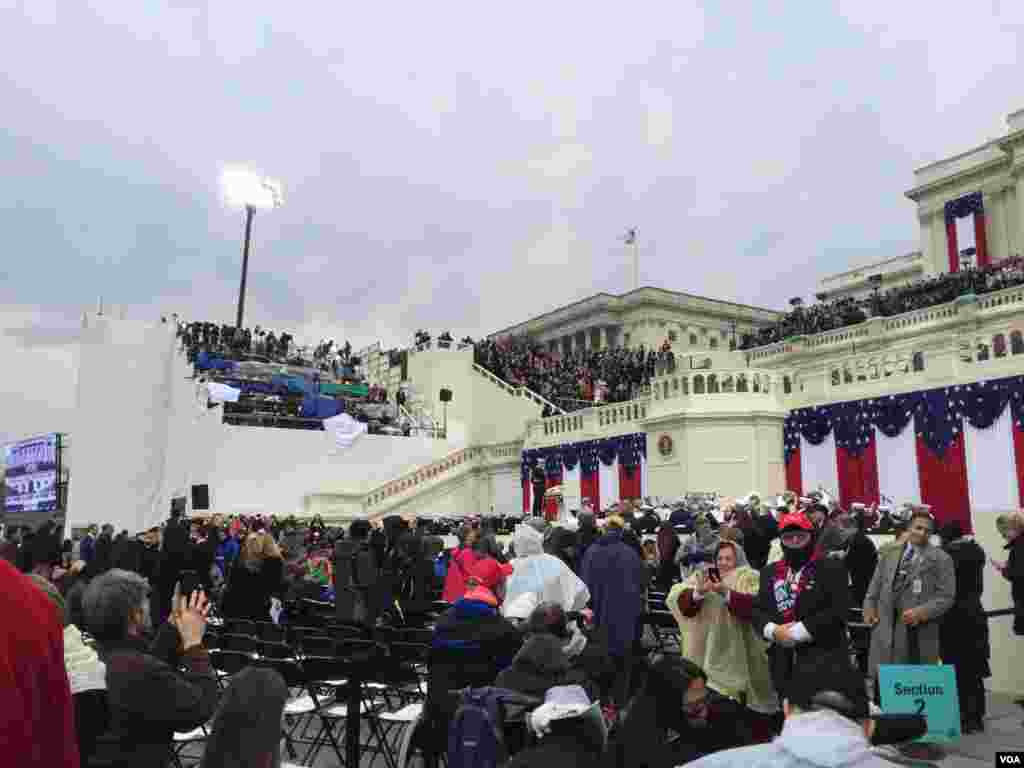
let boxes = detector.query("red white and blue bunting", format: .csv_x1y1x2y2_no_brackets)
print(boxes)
784,374,1024,532
521,433,648,515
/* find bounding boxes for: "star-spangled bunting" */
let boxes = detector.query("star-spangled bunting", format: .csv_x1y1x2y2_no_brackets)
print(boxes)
784,373,1024,462
523,432,647,480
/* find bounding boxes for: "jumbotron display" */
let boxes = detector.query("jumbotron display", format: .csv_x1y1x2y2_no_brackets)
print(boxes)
3,434,59,514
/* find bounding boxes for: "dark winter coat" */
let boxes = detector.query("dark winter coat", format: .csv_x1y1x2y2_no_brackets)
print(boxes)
495,634,596,700
940,538,990,679
93,624,219,768
581,531,646,655
220,556,284,621
1004,535,1024,635
845,531,879,609
752,555,851,697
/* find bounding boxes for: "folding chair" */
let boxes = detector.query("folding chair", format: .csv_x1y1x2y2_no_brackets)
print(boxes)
296,654,366,766
208,649,253,690
255,656,337,765
217,633,259,656
256,620,287,643
223,619,257,637
171,722,211,768
260,639,295,660
288,625,329,656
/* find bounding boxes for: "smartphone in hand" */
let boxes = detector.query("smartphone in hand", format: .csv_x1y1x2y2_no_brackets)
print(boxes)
707,567,721,583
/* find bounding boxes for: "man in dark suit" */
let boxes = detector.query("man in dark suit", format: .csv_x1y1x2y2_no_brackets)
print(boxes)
752,512,850,705
531,462,546,517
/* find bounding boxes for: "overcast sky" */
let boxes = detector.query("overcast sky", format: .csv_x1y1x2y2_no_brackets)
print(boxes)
2,2,1024,439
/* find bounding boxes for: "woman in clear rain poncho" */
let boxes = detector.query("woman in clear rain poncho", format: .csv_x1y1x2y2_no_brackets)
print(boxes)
667,540,779,745
502,524,591,620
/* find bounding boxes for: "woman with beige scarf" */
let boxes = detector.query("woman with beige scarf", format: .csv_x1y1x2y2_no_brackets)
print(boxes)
668,540,779,745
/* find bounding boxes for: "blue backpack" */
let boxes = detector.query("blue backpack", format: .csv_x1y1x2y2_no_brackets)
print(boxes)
448,688,529,768
434,550,452,580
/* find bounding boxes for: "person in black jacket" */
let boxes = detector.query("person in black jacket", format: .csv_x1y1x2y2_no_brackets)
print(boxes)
83,569,219,768
220,530,284,621
531,462,547,517
752,512,850,704
91,524,116,577
938,522,990,733
994,511,1024,705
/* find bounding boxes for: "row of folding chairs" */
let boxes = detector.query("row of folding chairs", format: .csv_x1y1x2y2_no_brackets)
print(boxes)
199,637,431,768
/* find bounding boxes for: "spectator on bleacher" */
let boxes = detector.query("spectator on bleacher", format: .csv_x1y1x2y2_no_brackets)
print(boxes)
442,524,481,603
220,527,284,622
84,571,218,768
938,521,990,734
668,541,778,744
200,667,288,768
752,513,850,704
0,559,79,768
581,515,646,719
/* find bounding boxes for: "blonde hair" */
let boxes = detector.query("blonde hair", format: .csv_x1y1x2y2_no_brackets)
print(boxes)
240,531,282,571
606,515,625,529
1005,511,1024,534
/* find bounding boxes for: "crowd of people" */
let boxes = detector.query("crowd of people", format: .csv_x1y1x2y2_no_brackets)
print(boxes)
2,494,1022,768
740,256,1024,350
474,337,676,413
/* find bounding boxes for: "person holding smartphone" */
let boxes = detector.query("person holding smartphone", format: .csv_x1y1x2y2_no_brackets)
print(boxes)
668,540,779,746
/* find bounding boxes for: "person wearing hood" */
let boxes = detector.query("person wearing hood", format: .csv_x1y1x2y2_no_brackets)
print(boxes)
442,524,481,604
496,634,596,700
504,524,590,617
752,513,850,706
938,521,990,733
581,515,646,718
683,652,894,768
505,685,608,768
668,540,778,744
654,522,680,591
575,512,599,571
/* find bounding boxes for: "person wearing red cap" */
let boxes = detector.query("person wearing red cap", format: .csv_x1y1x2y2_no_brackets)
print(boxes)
752,512,850,713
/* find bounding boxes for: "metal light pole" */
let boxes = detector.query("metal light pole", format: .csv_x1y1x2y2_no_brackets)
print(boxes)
220,166,283,330
235,204,255,330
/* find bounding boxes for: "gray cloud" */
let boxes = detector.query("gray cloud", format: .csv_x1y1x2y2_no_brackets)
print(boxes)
1,2,1023,355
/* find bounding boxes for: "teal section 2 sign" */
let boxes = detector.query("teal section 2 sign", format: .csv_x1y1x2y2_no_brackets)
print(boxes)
878,664,961,743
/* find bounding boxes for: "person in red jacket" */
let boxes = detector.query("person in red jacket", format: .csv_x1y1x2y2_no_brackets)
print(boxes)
0,558,79,768
442,524,480,603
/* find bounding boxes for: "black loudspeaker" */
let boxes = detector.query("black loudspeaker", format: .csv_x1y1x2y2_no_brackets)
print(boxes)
191,484,210,511
439,387,452,403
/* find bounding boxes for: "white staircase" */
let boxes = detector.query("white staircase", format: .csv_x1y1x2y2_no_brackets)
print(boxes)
471,364,567,415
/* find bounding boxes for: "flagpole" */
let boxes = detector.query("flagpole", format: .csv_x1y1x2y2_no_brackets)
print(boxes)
633,239,639,291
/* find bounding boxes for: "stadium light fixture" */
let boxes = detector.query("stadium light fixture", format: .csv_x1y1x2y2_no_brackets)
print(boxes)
219,166,284,329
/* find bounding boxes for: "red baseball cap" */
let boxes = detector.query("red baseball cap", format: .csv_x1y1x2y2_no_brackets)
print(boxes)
470,558,514,590
778,513,814,534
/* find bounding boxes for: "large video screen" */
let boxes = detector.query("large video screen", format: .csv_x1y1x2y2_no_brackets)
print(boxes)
4,434,59,515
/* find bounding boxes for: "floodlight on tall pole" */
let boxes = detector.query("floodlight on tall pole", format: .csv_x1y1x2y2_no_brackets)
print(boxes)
623,228,639,291
220,166,284,329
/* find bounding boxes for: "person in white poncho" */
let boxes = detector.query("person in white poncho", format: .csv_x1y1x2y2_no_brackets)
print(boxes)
668,540,779,746
502,524,590,620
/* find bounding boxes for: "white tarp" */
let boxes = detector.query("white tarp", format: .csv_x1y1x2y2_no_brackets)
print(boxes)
323,413,368,450
206,382,241,404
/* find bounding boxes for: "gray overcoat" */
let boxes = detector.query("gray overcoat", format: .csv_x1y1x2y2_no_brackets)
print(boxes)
863,543,955,675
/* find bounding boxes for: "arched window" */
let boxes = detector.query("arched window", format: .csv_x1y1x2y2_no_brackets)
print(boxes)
681,377,689,394
689,333,698,345
737,374,748,393
868,357,880,380
994,333,1008,358
693,375,705,394
783,375,792,394
912,351,925,372
977,342,990,362
709,337,719,350
722,374,734,393
830,369,841,387
763,376,771,393
1011,330,1024,355
707,374,719,393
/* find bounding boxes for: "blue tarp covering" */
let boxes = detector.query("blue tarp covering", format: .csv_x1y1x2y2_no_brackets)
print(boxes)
300,395,344,419
196,351,238,372
272,374,313,396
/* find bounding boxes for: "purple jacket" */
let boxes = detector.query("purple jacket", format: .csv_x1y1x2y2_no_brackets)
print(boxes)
581,531,645,655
